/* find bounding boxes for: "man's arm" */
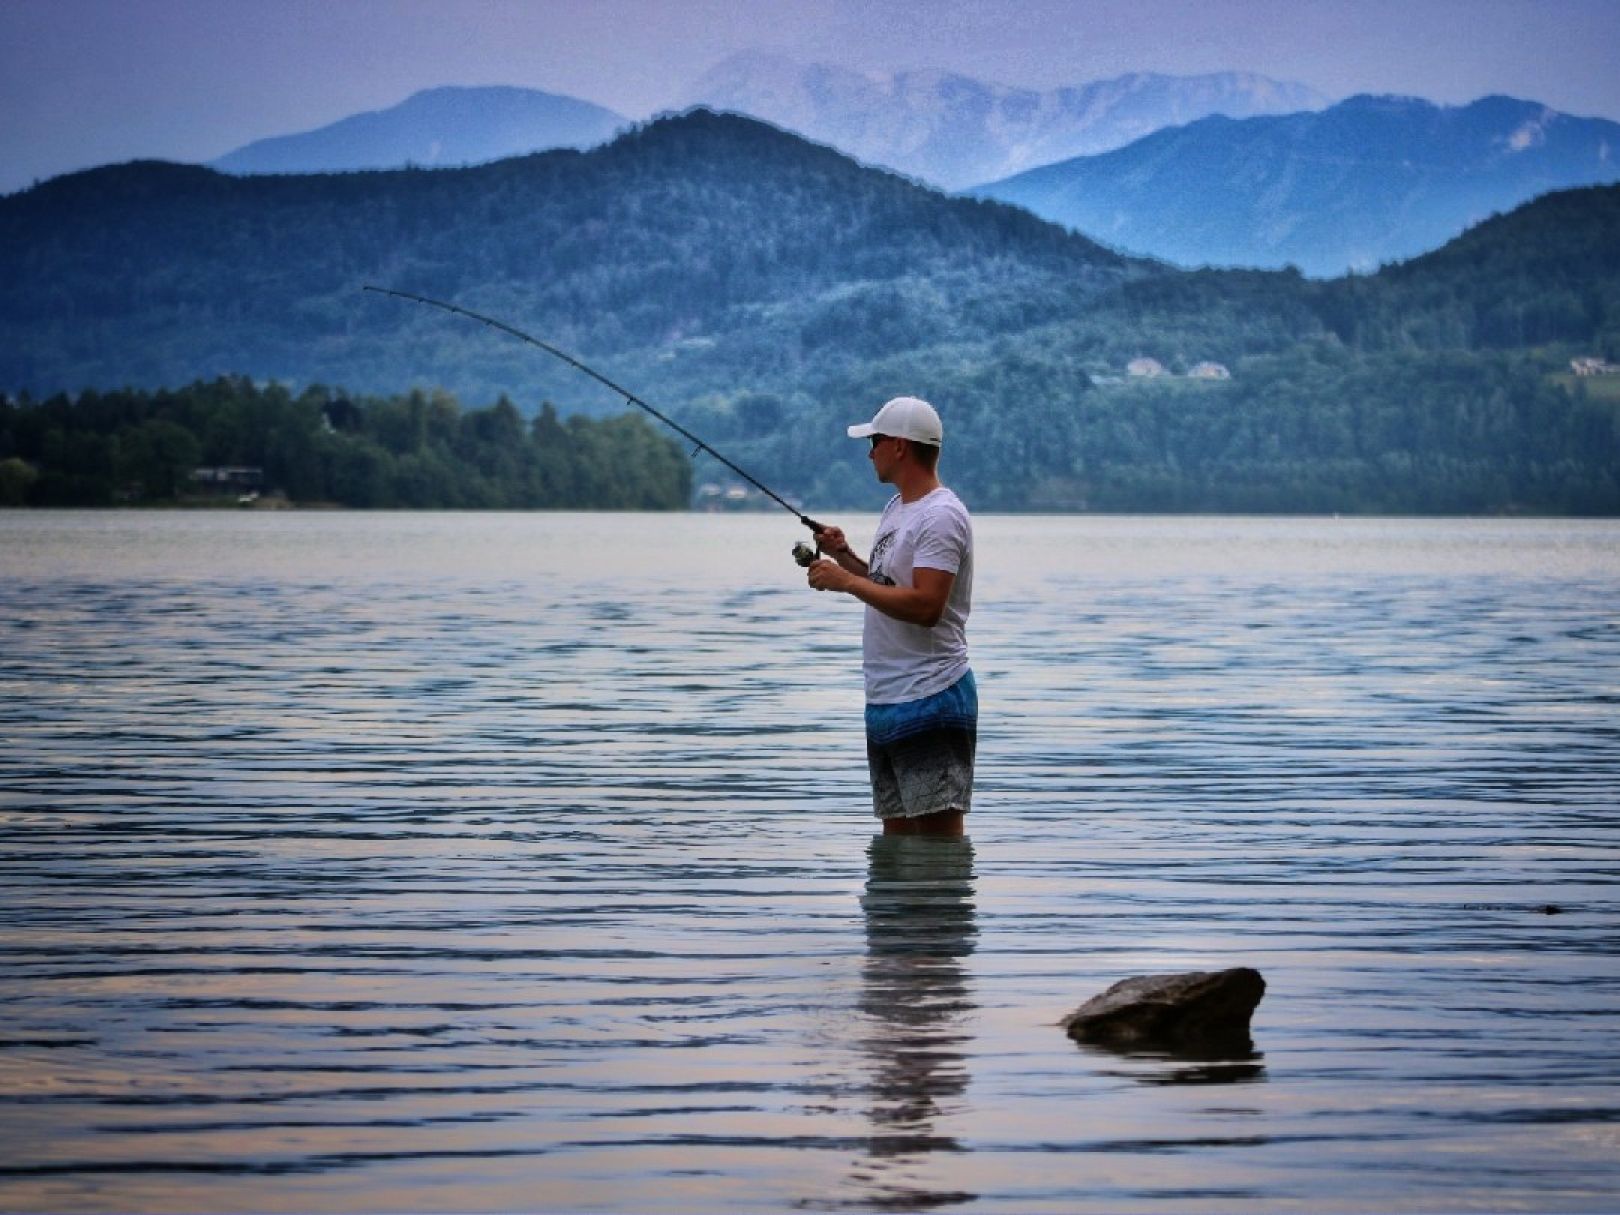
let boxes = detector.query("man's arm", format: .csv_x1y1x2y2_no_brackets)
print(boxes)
807,561,955,628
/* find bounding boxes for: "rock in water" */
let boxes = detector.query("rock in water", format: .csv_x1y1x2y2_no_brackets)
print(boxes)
1062,968,1266,1054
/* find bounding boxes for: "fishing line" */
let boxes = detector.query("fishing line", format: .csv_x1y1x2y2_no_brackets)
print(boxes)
362,286,825,539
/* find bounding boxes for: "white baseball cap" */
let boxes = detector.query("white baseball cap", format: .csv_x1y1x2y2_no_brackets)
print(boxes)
846,396,943,445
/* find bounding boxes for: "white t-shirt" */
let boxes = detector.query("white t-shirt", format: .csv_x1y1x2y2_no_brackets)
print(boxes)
862,486,973,704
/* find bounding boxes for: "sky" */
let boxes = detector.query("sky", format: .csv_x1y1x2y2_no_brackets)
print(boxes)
3,0,1620,195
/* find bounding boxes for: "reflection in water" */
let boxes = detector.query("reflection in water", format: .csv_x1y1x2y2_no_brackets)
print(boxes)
1075,1043,1268,1088
847,835,978,1211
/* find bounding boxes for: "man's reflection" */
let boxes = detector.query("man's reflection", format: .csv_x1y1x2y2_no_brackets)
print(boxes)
846,833,978,1210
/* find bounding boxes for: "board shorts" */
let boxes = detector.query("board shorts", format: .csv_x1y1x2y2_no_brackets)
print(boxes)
864,670,977,820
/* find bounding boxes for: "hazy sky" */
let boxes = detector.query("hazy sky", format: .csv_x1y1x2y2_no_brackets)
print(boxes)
3,0,1619,195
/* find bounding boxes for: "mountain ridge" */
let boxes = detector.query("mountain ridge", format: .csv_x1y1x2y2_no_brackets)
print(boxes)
683,52,1328,188
0,109,1138,400
970,92,1620,275
210,85,628,174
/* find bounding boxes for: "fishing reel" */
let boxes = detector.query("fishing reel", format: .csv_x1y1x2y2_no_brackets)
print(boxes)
792,539,820,568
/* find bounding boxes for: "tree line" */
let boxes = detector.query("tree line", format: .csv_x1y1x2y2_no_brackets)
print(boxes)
671,340,1619,515
0,378,692,509
6,345,1611,515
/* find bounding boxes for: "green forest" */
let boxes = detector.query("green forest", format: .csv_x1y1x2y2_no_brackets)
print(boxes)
2,109,1618,513
0,378,691,509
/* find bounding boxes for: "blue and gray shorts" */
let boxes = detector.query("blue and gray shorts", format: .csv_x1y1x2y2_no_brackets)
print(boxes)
864,670,977,820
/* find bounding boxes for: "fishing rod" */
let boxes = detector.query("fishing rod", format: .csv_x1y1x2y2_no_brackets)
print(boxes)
362,286,827,559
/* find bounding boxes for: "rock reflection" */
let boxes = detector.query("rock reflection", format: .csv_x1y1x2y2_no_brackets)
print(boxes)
846,834,978,1210
1074,1041,1268,1087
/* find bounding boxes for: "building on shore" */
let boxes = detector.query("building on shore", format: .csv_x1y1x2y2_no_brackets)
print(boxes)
1571,356,1619,376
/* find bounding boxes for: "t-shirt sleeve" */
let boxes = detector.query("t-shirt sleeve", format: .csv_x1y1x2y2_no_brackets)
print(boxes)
912,502,968,576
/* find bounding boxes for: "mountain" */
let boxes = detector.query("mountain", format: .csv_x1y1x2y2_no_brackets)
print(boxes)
3,112,1616,513
971,94,1620,276
1080,181,1620,357
1338,180,1620,352
0,110,1140,506
210,85,628,174
683,52,1327,189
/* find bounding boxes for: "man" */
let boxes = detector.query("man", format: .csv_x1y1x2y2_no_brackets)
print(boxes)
806,396,975,836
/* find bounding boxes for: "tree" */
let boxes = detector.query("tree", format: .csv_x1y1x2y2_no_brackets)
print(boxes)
118,419,201,499
0,457,37,505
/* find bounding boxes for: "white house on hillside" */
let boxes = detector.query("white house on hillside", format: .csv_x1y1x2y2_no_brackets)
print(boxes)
1571,356,1619,376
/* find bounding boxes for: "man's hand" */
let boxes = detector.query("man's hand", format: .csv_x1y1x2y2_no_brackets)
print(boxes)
807,557,857,593
812,524,868,576
813,525,851,557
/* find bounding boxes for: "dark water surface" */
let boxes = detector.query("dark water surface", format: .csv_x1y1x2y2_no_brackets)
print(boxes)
2,512,1617,1212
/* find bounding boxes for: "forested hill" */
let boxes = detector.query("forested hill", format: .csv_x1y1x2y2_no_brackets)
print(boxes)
2,111,1618,513
0,108,1136,405
1102,182,1620,356
1364,181,1620,347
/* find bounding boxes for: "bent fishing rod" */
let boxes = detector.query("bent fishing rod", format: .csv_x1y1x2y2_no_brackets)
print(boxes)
362,285,827,557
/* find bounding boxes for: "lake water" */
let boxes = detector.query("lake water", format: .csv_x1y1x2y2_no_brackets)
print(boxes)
2,511,1617,1213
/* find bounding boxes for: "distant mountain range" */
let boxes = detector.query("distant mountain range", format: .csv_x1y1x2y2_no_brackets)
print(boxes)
195,66,1620,283
206,62,1326,191
971,93,1620,275
683,51,1327,188
211,85,627,174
